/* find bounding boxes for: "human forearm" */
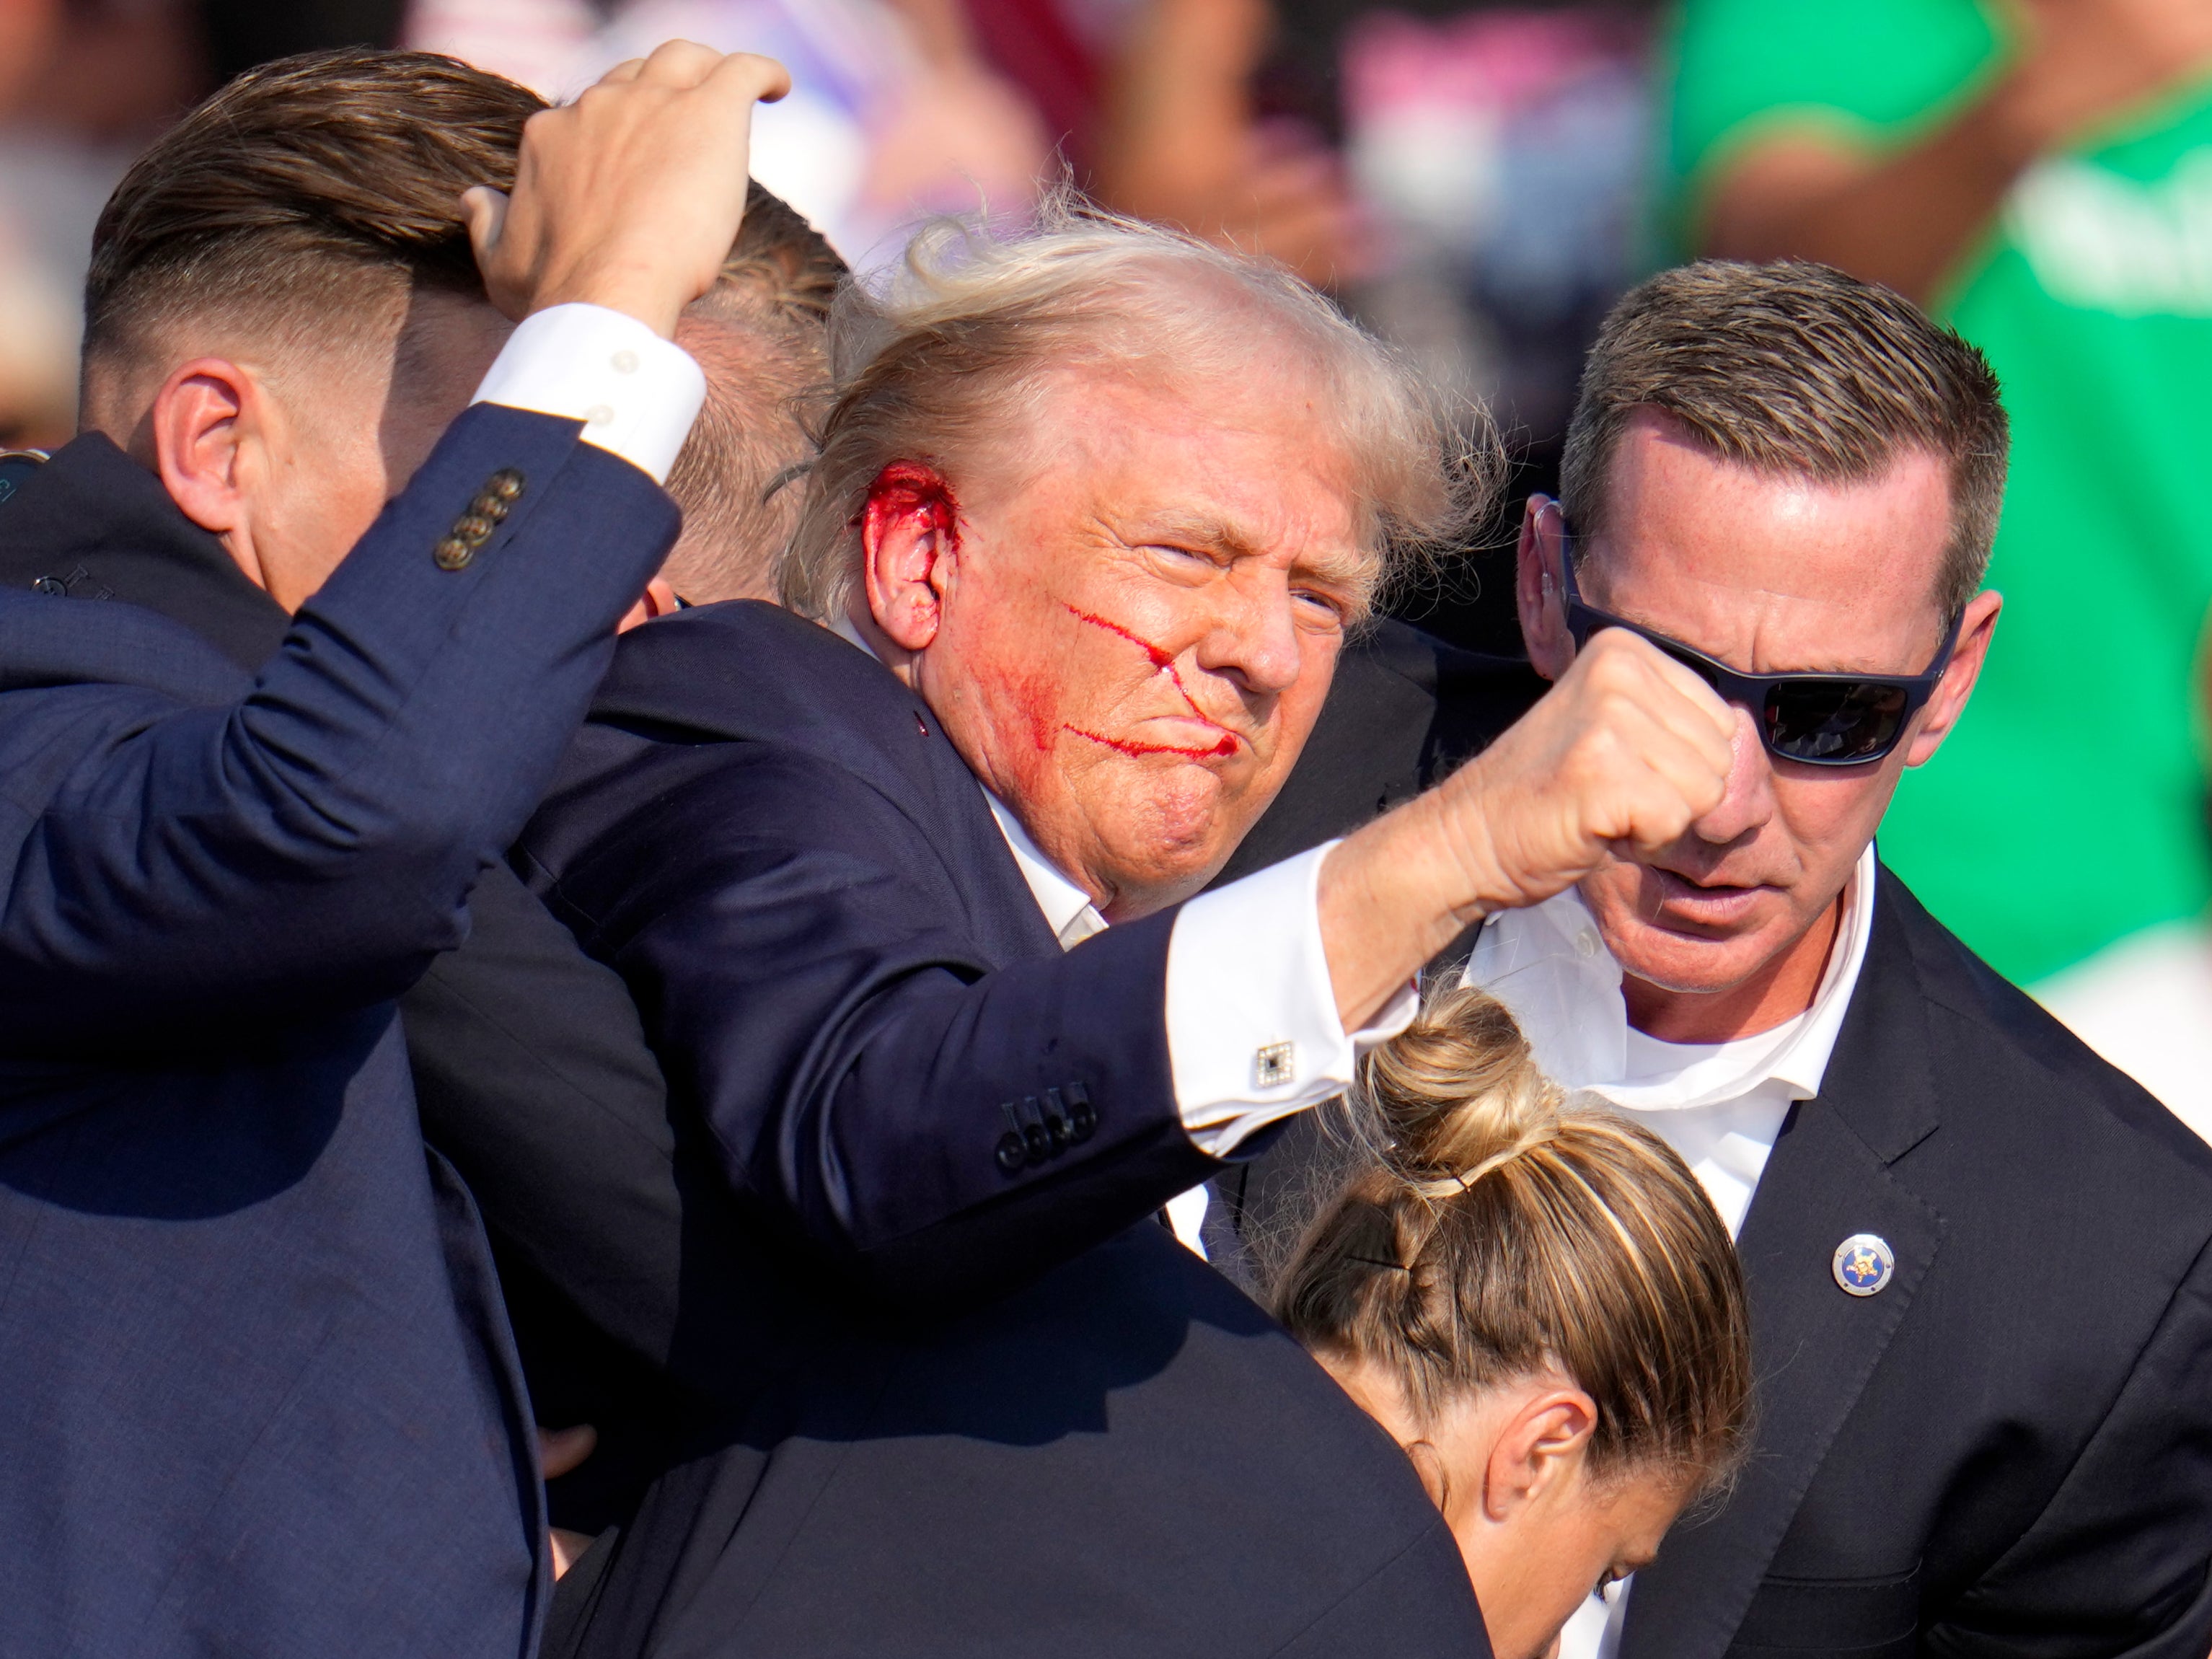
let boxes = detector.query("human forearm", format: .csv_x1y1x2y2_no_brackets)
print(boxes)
1699,105,2037,305
0,410,678,1044
1701,0,2212,304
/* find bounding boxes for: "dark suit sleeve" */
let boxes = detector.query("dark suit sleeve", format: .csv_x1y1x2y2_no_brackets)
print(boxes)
404,862,685,1367
0,405,677,1049
1931,1238,2212,1658
522,747,1220,1303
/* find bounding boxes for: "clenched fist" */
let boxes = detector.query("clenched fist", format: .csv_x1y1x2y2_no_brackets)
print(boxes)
1439,628,1735,912
463,42,791,338
1318,628,1735,1026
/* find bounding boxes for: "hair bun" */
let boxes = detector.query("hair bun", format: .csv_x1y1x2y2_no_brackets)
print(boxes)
1357,985,1561,1192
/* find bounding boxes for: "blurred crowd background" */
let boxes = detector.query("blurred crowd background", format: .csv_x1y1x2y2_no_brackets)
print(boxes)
3,0,2209,1132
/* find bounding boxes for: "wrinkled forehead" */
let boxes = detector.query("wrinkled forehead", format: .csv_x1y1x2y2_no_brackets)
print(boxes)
961,357,1385,595
1582,415,1954,668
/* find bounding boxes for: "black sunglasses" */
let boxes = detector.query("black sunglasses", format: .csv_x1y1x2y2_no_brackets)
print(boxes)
1558,532,1962,767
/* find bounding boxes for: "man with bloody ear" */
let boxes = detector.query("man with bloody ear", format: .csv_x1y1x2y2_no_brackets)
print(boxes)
0,43,789,1658
503,203,1744,1648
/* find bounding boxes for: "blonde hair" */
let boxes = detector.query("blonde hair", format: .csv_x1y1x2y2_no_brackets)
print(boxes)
780,191,1497,623
1270,987,1752,1488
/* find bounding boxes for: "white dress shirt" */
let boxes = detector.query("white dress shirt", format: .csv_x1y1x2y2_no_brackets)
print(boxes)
469,302,706,484
1466,845,1877,1659
979,788,1417,1254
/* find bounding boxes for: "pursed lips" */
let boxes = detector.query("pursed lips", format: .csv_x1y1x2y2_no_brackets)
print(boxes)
1642,865,1782,928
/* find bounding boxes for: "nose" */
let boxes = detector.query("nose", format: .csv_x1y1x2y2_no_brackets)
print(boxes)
1194,578,1305,702
1691,703,1778,848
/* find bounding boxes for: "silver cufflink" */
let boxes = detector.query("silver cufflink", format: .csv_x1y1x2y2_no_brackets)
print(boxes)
1254,1042,1295,1088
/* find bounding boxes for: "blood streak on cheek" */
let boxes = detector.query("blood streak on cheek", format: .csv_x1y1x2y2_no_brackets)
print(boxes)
862,462,962,553
990,660,1061,754
1058,606,1239,760
1060,605,1230,743
1065,727,1239,760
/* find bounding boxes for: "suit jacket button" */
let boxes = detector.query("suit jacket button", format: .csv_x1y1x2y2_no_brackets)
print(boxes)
995,1132,1026,1174
484,467,525,502
434,537,474,571
454,513,496,547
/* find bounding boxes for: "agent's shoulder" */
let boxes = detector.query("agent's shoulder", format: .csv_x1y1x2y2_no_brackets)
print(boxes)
594,601,927,749
1880,865,2212,1191
0,587,247,705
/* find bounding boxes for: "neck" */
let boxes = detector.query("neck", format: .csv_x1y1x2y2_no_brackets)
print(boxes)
1621,892,1843,1045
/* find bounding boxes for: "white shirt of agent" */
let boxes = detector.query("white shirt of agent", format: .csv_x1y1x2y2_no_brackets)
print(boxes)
1466,845,1878,1659
821,621,1418,1257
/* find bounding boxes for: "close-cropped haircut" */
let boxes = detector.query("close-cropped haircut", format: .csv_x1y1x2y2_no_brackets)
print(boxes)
1560,260,2008,620
662,184,847,603
84,48,544,382
1272,985,1753,1489
782,193,1497,624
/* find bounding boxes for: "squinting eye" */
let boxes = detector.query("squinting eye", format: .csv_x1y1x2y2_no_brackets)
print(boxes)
1292,589,1348,625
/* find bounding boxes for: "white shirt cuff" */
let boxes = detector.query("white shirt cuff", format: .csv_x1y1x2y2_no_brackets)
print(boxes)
469,302,706,485
1165,841,1418,1158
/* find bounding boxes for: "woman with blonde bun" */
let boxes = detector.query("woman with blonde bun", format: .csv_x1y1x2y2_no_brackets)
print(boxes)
1271,985,1753,1659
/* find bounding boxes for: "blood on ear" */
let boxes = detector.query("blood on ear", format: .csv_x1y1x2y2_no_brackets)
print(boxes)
862,461,962,566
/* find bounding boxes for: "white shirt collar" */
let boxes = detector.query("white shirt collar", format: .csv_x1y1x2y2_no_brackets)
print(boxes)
1466,844,1877,1111
982,791,1108,949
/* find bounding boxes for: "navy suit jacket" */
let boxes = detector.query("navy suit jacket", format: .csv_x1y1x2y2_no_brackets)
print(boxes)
514,599,1228,1303
0,408,677,1658
548,1222,1491,1659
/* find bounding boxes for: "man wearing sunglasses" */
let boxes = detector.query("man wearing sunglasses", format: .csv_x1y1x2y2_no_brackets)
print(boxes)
1467,260,2212,1658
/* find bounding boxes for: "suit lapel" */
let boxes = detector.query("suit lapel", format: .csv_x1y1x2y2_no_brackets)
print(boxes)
1621,867,1947,1659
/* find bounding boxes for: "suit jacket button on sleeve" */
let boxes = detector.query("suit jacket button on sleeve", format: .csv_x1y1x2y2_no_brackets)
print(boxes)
995,1131,1027,1174
1020,1101,1052,1165
1063,1081,1096,1141
433,536,474,571
485,467,526,503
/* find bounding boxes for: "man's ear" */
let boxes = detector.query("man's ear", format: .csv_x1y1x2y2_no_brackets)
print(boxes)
1903,588,2002,768
148,357,268,586
617,576,679,633
860,461,961,654
1482,1386,1598,1521
1515,494,1575,682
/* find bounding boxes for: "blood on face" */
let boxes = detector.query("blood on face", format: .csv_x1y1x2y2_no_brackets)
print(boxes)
1062,604,1238,760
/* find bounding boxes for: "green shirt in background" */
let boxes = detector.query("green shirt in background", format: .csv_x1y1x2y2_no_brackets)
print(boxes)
1664,0,2212,987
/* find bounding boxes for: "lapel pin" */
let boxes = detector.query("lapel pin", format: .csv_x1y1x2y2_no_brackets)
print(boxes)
1832,1233,1895,1297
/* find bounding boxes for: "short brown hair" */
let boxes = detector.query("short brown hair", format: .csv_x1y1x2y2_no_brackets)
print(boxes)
1271,986,1752,1489
84,48,543,374
1560,260,2008,620
662,185,847,602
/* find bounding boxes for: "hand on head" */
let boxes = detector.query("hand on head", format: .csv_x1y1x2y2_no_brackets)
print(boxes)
464,43,791,338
